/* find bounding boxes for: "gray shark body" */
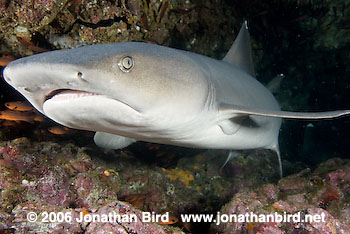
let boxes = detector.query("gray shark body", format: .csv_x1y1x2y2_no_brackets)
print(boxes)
3,23,350,176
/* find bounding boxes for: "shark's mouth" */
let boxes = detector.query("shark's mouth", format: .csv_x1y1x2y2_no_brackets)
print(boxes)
45,89,99,102
44,89,140,113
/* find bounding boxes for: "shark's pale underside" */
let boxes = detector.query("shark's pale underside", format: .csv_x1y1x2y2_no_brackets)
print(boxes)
3,23,350,176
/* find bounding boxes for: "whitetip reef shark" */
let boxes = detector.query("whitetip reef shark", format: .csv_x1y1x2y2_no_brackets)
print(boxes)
3,22,350,177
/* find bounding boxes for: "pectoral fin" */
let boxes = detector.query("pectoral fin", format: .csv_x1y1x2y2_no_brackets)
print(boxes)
94,132,136,149
219,103,350,119
220,151,240,171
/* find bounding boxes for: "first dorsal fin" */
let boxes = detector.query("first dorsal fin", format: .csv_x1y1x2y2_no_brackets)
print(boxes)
223,21,255,77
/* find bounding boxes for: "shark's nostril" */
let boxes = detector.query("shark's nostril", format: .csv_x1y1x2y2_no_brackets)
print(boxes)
21,86,39,93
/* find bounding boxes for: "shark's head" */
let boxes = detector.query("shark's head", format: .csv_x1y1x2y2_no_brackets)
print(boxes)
3,42,212,134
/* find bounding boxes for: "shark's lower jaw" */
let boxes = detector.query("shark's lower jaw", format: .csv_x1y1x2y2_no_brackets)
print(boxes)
42,89,142,132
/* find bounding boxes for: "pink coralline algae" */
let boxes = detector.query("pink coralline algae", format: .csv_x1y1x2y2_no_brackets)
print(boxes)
86,201,185,234
1,137,350,234
211,158,350,234
32,169,75,207
0,138,186,233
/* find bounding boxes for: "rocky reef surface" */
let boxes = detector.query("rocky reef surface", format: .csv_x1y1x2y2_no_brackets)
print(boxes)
0,0,237,58
211,158,350,233
0,136,349,233
0,136,277,233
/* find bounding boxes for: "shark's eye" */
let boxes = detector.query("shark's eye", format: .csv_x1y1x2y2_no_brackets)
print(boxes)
76,71,86,82
118,56,134,72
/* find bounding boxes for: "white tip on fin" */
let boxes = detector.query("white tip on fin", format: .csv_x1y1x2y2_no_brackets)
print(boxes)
94,132,136,150
267,73,284,94
223,21,256,77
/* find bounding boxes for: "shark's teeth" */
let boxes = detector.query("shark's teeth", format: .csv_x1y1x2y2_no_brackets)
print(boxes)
46,89,98,101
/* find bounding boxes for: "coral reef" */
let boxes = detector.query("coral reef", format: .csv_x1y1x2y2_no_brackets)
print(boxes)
0,138,184,233
0,0,236,57
0,136,284,233
211,158,350,233
1,136,349,233
161,168,194,186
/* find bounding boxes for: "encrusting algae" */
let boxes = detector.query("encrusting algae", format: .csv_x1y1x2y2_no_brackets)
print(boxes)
162,168,194,186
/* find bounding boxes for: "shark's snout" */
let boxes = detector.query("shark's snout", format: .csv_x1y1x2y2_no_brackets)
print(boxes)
3,64,14,84
3,62,35,90
3,63,34,95
3,59,96,112
3,62,68,113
